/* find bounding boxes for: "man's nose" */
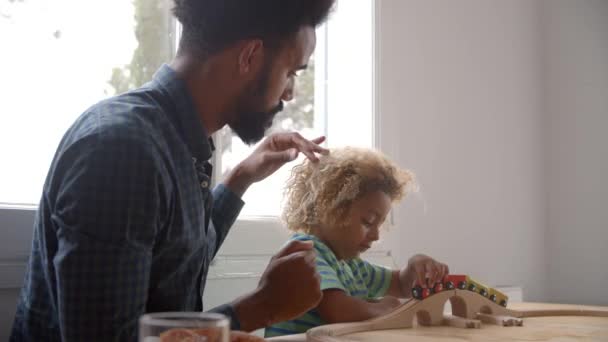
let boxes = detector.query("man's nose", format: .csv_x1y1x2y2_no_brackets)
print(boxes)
281,77,295,102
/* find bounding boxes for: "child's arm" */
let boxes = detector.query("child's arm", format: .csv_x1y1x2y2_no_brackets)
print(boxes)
385,254,450,298
316,289,402,323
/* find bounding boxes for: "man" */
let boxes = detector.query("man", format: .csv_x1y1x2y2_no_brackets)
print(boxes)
11,0,335,340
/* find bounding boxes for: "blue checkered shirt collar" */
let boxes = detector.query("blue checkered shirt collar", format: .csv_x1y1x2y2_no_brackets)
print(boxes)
151,64,215,161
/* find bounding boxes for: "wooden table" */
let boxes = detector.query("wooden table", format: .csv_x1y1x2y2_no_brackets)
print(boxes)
266,302,608,341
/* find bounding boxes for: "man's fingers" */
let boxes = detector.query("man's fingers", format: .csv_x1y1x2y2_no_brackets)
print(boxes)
302,150,319,163
264,149,298,164
303,249,316,264
311,136,326,145
310,136,329,155
278,250,317,282
302,136,329,156
275,240,314,258
289,134,328,162
267,133,329,163
282,250,315,263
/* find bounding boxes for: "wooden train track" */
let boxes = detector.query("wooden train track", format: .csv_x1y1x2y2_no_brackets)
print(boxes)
306,289,608,342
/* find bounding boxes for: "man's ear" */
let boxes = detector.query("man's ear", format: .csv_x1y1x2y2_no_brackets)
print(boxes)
237,39,265,77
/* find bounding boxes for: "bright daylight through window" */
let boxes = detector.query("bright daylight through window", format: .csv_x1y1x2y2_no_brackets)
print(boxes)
0,0,373,221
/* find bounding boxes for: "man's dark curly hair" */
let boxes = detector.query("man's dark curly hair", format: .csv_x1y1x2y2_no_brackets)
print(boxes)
173,0,335,57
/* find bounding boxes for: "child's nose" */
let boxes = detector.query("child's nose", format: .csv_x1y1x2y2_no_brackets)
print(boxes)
368,228,380,241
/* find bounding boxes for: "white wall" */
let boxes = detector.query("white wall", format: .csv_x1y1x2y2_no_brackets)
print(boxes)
543,0,608,306
376,0,547,301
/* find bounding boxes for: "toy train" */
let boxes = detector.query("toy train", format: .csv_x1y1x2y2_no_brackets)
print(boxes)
411,274,508,307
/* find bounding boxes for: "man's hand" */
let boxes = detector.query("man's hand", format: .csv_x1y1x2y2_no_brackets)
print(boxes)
232,240,323,331
400,254,449,293
224,133,329,197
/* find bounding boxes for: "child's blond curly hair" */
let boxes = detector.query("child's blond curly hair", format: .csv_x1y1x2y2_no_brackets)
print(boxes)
282,147,416,233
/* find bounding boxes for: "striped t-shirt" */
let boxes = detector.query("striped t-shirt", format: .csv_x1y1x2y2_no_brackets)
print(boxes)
264,233,393,337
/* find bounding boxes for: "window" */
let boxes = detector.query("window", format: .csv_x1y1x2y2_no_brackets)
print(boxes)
216,0,375,222
0,0,177,205
0,0,374,207
0,0,383,296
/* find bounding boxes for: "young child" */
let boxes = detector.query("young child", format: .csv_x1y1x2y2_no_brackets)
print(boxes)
265,147,449,338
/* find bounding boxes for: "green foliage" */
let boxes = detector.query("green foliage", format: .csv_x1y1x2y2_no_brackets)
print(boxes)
272,59,315,132
107,0,315,153
108,0,173,94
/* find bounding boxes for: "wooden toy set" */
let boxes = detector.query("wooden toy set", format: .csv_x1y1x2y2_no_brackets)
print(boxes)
305,274,608,341
411,274,508,307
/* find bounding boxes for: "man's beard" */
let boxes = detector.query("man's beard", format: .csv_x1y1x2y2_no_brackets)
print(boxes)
230,99,283,145
229,62,284,145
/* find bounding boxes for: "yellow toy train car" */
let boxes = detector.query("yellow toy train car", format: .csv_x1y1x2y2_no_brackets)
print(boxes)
411,274,509,307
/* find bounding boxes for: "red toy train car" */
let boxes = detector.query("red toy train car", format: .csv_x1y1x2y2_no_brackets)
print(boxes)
411,274,508,307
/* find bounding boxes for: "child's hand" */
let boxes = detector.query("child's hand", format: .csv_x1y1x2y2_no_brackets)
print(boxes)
378,296,402,311
366,296,401,306
403,254,449,288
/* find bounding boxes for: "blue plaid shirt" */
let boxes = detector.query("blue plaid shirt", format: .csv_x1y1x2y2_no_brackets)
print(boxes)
11,65,245,341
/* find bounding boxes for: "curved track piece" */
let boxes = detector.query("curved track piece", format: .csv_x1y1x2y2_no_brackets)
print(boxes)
514,302,608,318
